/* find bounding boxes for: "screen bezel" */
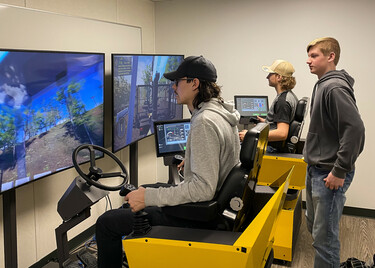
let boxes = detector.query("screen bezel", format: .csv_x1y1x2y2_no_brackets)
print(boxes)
111,53,184,153
153,118,191,158
0,48,105,194
234,95,269,118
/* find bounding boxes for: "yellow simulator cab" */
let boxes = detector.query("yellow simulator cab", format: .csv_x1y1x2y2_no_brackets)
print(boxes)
122,123,295,268
256,97,309,263
123,172,292,268
257,153,306,262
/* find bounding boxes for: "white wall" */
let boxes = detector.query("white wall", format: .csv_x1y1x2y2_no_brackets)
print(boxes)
0,0,160,267
155,0,375,210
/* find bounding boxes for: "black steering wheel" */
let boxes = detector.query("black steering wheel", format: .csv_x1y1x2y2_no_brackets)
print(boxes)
72,144,128,191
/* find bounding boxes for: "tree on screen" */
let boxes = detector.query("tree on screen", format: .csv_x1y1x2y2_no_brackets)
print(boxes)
142,63,153,85
45,103,61,129
55,81,94,144
113,77,131,114
0,110,16,151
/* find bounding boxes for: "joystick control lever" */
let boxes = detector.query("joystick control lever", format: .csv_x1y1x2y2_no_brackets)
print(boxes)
172,154,184,165
119,184,137,196
119,184,152,237
249,116,260,124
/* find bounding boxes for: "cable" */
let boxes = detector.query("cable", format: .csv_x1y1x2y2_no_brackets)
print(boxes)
178,169,184,180
105,195,113,211
105,195,108,211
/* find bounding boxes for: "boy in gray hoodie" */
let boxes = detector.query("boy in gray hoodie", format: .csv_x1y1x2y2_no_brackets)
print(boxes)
304,37,365,268
96,56,240,267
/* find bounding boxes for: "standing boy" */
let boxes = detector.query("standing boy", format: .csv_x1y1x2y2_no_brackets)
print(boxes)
304,37,365,267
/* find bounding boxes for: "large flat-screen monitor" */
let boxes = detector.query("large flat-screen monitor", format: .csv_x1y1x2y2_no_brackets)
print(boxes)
112,54,184,152
154,119,191,157
234,95,269,119
0,49,105,194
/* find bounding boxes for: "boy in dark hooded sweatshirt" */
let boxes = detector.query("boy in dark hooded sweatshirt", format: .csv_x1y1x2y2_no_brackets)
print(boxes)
304,37,365,268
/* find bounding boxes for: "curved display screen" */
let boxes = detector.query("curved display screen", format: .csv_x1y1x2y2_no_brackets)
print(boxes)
0,49,105,193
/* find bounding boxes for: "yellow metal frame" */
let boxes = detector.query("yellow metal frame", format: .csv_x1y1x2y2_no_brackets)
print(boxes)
272,191,302,261
123,168,293,268
257,154,306,262
258,154,306,190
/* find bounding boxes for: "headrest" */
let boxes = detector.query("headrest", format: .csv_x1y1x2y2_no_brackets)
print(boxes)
240,123,269,171
240,132,257,170
294,98,308,122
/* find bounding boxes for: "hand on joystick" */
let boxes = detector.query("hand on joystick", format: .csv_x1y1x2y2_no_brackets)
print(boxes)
119,184,151,236
120,184,146,212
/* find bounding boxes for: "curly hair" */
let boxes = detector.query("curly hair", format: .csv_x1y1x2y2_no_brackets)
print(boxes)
191,80,223,109
280,76,296,91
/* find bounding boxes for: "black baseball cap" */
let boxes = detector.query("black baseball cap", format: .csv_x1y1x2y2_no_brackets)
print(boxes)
163,55,217,82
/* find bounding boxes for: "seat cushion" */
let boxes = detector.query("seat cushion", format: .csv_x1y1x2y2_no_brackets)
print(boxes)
162,200,219,222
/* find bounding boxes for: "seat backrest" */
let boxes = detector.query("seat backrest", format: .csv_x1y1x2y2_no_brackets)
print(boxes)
216,122,269,213
211,123,269,231
286,97,309,153
231,123,269,231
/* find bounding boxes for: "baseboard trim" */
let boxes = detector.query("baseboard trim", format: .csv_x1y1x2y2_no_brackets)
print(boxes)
302,201,375,219
342,206,375,218
30,224,96,268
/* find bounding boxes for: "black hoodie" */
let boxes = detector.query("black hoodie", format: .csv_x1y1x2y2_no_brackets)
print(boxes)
303,69,365,179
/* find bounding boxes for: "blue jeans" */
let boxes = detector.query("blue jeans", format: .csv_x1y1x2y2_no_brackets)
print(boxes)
305,165,354,268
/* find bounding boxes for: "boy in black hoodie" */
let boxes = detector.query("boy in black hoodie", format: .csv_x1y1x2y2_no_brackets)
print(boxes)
304,37,365,268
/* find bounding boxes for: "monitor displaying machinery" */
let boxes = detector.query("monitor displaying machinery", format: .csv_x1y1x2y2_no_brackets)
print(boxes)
154,119,190,157
112,54,184,152
0,49,105,194
234,95,269,118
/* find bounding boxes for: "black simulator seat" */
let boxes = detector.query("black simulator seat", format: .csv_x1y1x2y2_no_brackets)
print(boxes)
286,97,309,153
162,122,269,232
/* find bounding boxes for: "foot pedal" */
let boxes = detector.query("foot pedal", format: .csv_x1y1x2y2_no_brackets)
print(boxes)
76,249,97,268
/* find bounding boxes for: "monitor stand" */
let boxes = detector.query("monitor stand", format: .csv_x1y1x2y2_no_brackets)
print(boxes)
239,116,259,130
163,155,184,185
3,189,17,268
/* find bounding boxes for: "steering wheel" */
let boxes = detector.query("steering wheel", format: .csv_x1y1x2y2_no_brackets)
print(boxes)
72,144,128,191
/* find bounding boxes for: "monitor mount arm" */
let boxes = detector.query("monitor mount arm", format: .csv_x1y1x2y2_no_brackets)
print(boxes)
162,154,184,185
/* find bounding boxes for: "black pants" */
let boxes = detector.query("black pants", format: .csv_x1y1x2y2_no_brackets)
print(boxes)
96,206,209,267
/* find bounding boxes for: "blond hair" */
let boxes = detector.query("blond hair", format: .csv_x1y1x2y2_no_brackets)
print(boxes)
307,37,341,65
280,76,296,91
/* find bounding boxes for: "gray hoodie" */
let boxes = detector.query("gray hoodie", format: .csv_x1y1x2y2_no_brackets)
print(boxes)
145,98,241,207
303,70,365,178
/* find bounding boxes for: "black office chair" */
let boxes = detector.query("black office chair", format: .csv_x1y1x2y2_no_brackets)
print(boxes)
162,122,269,232
285,97,309,153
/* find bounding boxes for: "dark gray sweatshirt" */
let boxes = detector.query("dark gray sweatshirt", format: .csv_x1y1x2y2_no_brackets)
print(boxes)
303,70,365,179
145,98,241,207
